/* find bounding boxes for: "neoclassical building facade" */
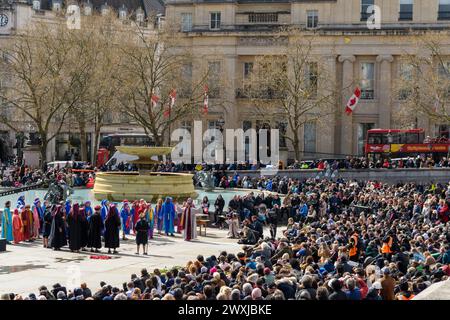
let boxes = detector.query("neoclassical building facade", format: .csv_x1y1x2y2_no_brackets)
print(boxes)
1,0,450,164
165,0,450,160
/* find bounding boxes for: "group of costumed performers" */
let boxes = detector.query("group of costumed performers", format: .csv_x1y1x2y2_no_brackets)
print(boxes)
1,195,202,257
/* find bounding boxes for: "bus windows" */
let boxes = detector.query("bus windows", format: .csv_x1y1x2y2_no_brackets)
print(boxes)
405,133,419,144
367,133,382,144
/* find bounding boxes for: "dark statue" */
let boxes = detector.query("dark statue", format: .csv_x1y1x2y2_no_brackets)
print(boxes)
44,180,73,204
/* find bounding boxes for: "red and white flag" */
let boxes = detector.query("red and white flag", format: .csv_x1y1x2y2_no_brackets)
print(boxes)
164,89,176,118
169,89,176,108
345,87,361,115
203,85,209,115
151,94,159,107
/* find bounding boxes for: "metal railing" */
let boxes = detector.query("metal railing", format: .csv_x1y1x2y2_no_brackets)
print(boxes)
0,182,44,198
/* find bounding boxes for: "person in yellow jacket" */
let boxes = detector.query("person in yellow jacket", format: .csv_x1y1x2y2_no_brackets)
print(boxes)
381,231,394,261
348,232,360,262
396,281,415,300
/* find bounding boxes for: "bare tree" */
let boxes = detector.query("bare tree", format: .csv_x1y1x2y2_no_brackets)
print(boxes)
393,33,450,129
246,32,338,161
116,19,210,147
67,13,121,164
0,21,94,168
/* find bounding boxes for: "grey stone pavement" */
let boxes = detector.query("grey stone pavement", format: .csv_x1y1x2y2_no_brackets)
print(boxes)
0,228,242,295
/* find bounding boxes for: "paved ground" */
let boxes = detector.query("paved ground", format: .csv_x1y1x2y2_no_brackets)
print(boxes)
0,228,242,296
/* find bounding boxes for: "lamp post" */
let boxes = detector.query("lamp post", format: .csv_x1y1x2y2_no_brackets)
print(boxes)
217,118,225,165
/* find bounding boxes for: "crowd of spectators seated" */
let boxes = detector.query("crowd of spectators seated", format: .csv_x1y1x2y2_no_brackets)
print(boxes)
2,178,449,300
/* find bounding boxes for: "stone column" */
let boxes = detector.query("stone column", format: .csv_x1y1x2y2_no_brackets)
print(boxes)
223,54,238,162
338,55,356,156
376,54,394,128
320,55,337,156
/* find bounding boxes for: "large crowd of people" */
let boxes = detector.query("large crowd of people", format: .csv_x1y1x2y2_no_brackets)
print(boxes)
0,162,95,188
1,177,449,300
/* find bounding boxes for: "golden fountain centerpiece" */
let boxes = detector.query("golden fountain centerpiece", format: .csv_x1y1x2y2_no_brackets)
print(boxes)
93,146,197,202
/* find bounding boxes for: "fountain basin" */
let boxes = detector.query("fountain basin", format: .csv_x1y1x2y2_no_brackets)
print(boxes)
93,171,197,202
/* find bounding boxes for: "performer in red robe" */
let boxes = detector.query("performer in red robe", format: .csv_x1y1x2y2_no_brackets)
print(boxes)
21,204,34,242
180,198,198,241
12,209,24,244
131,200,140,234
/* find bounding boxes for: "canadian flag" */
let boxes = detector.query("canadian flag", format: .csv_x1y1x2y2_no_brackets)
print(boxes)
203,85,209,115
345,87,361,115
151,94,159,107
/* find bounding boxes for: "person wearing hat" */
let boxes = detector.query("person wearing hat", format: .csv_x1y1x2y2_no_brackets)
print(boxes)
87,205,104,253
135,212,150,255
120,200,132,240
32,198,44,240
180,198,198,241
1,201,13,243
42,203,53,248
104,204,121,254
21,204,33,242
365,282,382,300
49,206,67,251
162,197,176,237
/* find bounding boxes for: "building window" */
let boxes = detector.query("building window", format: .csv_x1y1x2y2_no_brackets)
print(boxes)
361,0,374,21
210,12,221,30
438,124,449,139
248,13,278,23
438,60,450,95
181,13,192,32
304,122,316,157
180,63,192,98
32,0,41,10
276,121,287,148
357,123,375,156
208,61,221,98
360,62,375,100
243,62,253,79
181,121,192,134
398,62,413,100
439,0,450,20
306,10,318,29
399,0,413,20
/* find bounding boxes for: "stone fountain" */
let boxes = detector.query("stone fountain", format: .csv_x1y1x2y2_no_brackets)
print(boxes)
93,146,197,202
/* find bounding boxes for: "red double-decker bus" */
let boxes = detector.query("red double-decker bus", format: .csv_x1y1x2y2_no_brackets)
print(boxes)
365,128,450,160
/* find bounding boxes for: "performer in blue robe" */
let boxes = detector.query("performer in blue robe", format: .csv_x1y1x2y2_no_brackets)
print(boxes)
120,200,131,240
162,197,176,236
65,200,72,217
101,200,109,223
84,201,93,221
1,201,13,242
32,198,45,236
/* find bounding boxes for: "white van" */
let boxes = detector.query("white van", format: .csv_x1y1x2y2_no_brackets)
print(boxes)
47,161,87,170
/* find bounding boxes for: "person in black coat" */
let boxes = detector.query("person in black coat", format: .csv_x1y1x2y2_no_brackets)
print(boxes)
49,205,67,251
250,214,264,240
267,204,280,239
79,207,89,251
88,205,104,253
104,204,121,254
43,206,53,248
213,194,225,226
135,213,150,255
67,203,82,252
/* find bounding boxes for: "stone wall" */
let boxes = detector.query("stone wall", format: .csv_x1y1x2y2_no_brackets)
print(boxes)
225,169,450,184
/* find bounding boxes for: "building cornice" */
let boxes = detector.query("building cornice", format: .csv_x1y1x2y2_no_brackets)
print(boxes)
338,55,356,63
376,54,394,63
